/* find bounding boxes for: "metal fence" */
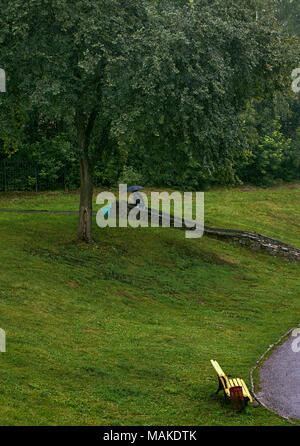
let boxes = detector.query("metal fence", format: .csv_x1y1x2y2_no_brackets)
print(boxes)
0,159,72,192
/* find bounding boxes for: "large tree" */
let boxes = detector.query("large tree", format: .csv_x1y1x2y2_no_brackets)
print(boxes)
0,0,295,241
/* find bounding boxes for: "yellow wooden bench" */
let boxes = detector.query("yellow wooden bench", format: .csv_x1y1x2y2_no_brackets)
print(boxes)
210,359,253,404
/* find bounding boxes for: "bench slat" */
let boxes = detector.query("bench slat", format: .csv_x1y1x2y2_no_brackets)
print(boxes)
210,360,226,377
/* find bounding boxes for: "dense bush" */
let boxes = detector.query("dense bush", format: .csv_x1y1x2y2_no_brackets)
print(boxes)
237,117,299,186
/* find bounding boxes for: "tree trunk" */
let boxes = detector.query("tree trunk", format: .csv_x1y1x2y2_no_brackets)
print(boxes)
78,156,93,242
76,108,98,242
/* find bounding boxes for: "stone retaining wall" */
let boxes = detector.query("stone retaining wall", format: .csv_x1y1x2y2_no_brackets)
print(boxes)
124,202,300,263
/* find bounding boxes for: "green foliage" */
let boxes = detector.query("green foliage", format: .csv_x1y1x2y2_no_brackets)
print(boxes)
275,0,300,37
0,0,296,190
28,136,75,188
235,94,300,186
119,165,143,187
0,133,78,191
252,122,292,185
0,104,26,158
239,116,292,185
107,0,296,175
93,143,127,187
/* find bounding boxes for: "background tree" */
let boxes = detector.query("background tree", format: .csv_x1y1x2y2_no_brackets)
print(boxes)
275,0,300,36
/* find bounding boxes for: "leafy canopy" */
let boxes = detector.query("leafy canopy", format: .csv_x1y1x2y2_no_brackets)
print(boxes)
0,0,296,173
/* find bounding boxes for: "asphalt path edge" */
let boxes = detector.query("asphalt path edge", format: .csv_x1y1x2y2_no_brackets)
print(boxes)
249,325,300,424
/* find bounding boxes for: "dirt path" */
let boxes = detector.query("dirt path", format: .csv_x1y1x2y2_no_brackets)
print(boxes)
256,333,300,421
0,209,79,214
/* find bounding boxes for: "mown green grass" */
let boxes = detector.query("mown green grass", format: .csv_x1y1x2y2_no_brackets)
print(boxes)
1,182,299,245
0,184,299,425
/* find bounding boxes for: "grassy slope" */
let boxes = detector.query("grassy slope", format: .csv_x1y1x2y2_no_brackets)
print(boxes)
1,182,299,245
0,184,299,425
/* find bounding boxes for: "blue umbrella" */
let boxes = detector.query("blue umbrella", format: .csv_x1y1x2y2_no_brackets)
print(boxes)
127,185,144,193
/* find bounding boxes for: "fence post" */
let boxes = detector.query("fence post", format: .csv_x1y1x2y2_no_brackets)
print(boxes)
64,168,67,192
3,160,7,192
35,166,38,192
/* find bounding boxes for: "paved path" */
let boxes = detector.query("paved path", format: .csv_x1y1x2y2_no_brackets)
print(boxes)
257,333,300,421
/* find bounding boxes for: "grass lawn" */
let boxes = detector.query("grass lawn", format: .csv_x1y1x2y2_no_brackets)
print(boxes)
0,184,299,425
